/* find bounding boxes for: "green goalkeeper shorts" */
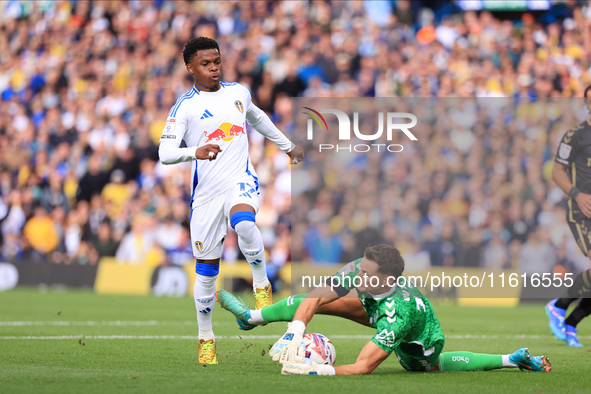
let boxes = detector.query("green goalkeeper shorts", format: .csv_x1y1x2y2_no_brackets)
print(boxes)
394,340,445,372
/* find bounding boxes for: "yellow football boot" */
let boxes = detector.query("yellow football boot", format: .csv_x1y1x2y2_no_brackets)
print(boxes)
254,284,273,310
198,339,218,364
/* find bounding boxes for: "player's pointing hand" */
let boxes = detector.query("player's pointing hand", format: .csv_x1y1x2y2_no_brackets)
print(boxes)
195,144,222,161
288,145,304,165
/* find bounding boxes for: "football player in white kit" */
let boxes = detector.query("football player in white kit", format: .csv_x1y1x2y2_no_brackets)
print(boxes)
159,37,304,364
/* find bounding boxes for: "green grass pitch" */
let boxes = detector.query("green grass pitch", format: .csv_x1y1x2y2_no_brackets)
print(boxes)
1,288,590,394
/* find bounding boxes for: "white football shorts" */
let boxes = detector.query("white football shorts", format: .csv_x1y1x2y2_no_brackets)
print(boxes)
190,175,260,260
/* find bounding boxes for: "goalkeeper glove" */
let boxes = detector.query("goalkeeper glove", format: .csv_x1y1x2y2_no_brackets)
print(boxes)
269,320,306,363
282,356,336,375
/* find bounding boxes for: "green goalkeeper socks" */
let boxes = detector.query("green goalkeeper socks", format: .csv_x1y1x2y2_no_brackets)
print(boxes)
439,352,503,371
259,294,308,323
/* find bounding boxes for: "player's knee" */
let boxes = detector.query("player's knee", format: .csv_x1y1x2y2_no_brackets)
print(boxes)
234,220,256,237
195,263,220,278
231,211,256,232
234,220,258,243
232,212,258,240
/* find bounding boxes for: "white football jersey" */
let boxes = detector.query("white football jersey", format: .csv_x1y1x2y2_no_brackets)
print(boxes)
159,82,290,208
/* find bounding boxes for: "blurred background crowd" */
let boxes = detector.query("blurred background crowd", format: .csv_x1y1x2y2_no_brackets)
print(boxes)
1,0,591,280
292,97,591,277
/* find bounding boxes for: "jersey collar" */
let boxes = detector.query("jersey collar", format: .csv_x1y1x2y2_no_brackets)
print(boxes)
192,83,226,93
369,283,397,300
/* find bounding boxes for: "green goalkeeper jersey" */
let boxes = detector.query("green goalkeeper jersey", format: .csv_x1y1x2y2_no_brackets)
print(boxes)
333,259,445,355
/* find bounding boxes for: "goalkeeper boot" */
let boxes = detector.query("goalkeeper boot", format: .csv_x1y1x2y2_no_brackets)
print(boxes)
216,289,256,331
508,348,551,372
545,299,566,341
565,325,584,347
198,339,218,364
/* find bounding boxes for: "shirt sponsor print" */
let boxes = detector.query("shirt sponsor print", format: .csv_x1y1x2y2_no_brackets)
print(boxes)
204,122,245,143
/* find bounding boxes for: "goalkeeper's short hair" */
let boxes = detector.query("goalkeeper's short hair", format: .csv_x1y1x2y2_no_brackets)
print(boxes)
364,244,405,278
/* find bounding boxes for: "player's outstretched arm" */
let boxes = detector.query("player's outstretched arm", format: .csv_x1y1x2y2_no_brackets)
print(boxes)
282,341,389,376
287,145,305,165
245,103,304,164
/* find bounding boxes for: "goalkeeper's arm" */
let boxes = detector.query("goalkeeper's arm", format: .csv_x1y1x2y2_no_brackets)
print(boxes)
282,341,390,376
293,284,343,325
334,341,390,375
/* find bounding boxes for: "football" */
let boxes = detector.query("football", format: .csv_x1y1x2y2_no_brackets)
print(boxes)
303,333,337,366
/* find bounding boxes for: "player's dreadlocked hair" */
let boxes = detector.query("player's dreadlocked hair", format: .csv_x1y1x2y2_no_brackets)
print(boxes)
183,37,220,65
585,84,591,98
364,244,405,278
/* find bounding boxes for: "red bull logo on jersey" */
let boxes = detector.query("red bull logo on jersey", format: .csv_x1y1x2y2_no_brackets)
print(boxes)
204,122,245,143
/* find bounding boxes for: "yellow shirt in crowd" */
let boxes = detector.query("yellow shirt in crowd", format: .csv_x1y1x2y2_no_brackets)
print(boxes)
23,216,59,254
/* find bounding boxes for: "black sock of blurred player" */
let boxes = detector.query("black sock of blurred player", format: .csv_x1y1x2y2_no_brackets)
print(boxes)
564,298,591,327
555,269,591,309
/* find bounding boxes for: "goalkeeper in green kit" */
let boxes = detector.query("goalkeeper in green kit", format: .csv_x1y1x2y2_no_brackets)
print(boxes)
216,244,552,375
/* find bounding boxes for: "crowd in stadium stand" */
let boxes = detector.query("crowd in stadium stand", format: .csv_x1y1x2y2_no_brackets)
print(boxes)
293,97,591,277
1,1,591,278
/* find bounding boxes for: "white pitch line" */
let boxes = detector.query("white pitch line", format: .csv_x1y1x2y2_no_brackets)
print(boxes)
0,321,241,327
1,334,590,340
0,321,163,326
0,335,278,340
